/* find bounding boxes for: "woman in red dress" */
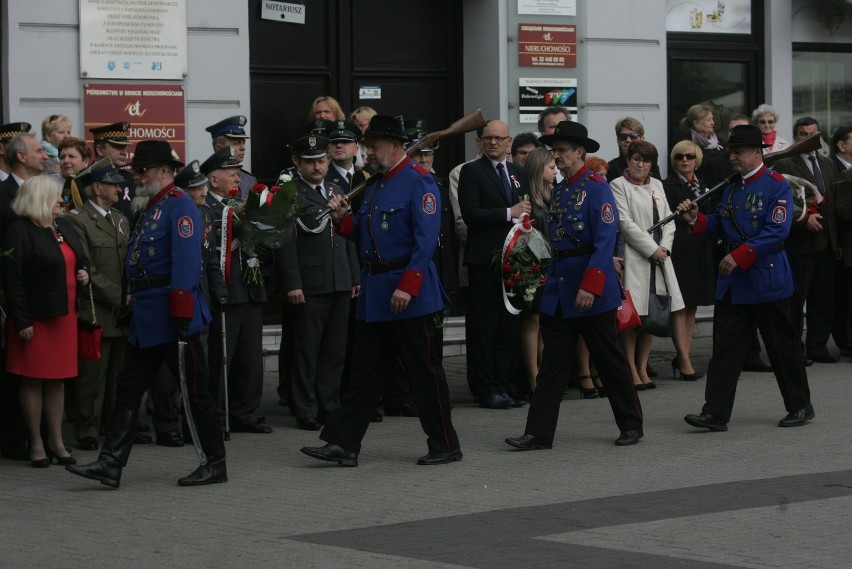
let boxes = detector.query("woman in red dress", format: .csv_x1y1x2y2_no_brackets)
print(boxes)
3,176,89,467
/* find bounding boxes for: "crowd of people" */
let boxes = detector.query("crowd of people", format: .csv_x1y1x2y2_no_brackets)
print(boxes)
0,95,849,484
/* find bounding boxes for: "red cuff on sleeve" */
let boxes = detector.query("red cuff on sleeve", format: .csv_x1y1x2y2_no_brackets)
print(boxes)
336,214,354,238
397,269,424,297
730,244,757,270
690,213,707,235
169,289,195,318
579,267,606,297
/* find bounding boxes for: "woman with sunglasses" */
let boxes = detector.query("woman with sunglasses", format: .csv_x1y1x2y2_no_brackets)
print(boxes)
663,141,713,381
751,104,790,154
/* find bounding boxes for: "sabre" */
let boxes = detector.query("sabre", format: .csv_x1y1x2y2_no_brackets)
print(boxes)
647,131,824,234
314,109,489,221
221,310,230,441
178,339,207,466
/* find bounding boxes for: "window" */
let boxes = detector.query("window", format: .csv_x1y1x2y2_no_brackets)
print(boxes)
792,50,852,138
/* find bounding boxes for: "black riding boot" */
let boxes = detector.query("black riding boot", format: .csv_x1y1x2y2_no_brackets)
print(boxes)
177,410,227,486
66,408,137,488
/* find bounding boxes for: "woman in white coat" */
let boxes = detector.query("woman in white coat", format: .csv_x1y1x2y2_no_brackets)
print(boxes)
610,141,685,390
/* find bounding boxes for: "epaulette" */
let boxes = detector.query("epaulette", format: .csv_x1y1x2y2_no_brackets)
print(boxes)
410,162,430,176
168,187,186,197
768,170,786,182
70,209,80,215
590,173,605,183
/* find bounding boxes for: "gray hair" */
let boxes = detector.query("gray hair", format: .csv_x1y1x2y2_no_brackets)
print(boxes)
751,104,780,124
4,134,36,166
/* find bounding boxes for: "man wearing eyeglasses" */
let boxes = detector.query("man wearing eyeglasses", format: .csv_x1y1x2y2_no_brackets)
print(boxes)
459,120,531,409
606,117,661,182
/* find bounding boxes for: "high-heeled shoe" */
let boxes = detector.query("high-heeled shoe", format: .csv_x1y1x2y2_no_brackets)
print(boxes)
672,357,704,381
592,375,607,398
30,457,50,468
644,380,657,389
46,448,77,466
578,375,599,399
633,383,647,391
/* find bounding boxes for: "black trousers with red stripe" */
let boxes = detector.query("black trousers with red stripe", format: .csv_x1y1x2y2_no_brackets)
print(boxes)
703,295,810,422
114,335,225,460
525,309,644,443
321,313,460,456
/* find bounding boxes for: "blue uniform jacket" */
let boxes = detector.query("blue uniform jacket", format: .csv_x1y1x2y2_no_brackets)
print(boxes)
540,166,622,319
692,165,795,304
127,183,211,348
337,156,447,323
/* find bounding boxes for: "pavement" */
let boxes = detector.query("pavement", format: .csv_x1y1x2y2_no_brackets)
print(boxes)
2,335,852,569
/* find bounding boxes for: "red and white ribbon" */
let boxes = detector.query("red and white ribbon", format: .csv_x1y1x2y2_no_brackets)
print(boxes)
220,205,235,284
500,213,534,315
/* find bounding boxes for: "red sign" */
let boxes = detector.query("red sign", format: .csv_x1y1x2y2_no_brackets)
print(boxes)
83,83,186,161
518,24,577,68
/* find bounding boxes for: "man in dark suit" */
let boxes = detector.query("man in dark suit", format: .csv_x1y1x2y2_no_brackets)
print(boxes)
203,147,272,434
325,120,369,192
459,120,531,408
0,122,32,183
0,130,45,461
830,125,852,357
278,135,359,430
773,117,838,363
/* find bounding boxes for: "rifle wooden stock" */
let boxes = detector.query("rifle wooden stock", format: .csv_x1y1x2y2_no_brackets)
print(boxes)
645,131,824,234
314,109,488,221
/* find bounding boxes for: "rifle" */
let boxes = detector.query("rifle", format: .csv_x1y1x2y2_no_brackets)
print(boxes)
314,109,488,221
646,131,824,234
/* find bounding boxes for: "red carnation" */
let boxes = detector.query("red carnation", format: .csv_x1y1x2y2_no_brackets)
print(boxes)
539,276,548,285
530,264,541,272
502,263,513,272
270,185,281,193
227,188,239,197
251,183,265,193
512,273,523,283
503,279,514,286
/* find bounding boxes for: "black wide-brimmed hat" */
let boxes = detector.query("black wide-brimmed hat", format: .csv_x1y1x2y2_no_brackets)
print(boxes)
727,124,771,148
364,115,408,141
539,121,600,153
129,140,184,168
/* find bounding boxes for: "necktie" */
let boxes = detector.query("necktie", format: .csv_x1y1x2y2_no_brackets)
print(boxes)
808,155,827,199
315,185,326,200
346,171,353,187
496,162,512,203
105,211,113,227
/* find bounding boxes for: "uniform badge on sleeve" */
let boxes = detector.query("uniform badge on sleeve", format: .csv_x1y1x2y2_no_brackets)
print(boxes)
601,203,615,224
771,205,787,224
422,193,437,215
178,216,194,238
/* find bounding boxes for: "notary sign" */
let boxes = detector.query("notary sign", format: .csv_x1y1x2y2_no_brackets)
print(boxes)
260,1,306,24
83,83,186,161
518,24,577,68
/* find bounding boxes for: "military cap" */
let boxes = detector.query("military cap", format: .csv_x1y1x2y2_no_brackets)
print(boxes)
130,140,184,168
175,160,208,189
291,135,329,160
404,118,438,151
200,146,242,175
75,157,126,188
205,115,250,139
89,122,132,146
0,122,32,143
305,119,336,137
328,120,361,142
364,115,408,141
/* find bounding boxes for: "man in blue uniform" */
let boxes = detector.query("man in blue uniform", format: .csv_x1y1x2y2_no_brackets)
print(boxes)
677,125,813,431
67,140,226,488
206,115,257,199
301,115,461,466
504,121,645,449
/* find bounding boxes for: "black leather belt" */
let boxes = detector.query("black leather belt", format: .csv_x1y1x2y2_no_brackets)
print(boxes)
551,246,594,259
127,276,170,292
362,258,410,275
723,243,784,254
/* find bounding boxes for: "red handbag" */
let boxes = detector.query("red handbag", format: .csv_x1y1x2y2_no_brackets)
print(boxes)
78,284,103,361
617,289,642,332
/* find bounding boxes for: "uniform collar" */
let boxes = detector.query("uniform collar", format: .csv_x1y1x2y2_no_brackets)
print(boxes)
87,200,110,217
742,164,766,185
147,181,176,208
383,155,411,181
566,165,590,184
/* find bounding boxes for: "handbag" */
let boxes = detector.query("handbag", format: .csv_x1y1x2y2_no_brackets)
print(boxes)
616,275,641,332
639,262,671,337
78,283,103,361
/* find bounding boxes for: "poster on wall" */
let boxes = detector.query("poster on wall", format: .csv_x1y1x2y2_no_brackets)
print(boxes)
519,78,578,124
79,0,187,79
518,0,576,17
665,0,752,34
518,24,577,68
83,83,186,161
